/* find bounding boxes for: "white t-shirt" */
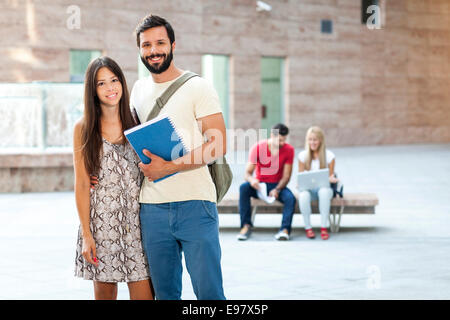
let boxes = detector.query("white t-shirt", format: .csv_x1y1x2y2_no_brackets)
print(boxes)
130,71,222,204
298,149,335,172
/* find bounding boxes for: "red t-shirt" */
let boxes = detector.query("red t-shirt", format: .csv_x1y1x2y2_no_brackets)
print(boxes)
249,140,295,183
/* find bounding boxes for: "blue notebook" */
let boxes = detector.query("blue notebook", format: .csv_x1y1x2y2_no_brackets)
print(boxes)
124,114,189,182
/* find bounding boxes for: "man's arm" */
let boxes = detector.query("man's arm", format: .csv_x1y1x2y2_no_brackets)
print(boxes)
245,162,260,190
276,163,293,190
139,112,226,181
269,163,293,199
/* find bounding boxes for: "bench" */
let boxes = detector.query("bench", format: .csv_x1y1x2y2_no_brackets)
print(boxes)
217,193,379,232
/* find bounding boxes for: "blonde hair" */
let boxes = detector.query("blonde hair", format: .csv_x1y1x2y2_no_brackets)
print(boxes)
304,126,327,171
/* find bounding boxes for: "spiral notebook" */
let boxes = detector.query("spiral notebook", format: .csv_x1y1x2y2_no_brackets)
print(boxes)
124,113,189,182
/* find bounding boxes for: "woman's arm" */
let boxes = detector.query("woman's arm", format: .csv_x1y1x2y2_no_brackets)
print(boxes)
328,158,338,183
298,160,305,172
73,120,98,266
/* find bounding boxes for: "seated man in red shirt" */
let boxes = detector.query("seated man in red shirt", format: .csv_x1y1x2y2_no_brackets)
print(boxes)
238,123,296,241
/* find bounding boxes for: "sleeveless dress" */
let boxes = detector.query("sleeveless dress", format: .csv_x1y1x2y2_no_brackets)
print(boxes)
75,138,150,283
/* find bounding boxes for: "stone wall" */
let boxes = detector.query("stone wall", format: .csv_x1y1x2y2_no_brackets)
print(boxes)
0,0,449,148
0,151,73,192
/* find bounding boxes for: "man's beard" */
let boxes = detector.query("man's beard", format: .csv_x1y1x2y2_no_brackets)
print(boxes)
140,49,173,74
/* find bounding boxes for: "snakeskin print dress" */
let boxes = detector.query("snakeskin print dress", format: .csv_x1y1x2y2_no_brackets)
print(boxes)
75,138,150,283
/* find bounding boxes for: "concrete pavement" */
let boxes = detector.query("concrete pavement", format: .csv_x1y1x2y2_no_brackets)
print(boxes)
0,143,449,299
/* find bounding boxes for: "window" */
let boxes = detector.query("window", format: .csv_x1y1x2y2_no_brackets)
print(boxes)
321,20,333,34
202,54,230,128
69,50,101,82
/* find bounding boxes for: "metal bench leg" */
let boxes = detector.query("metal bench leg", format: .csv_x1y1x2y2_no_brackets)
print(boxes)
329,209,336,233
251,205,258,225
329,201,345,233
335,204,344,233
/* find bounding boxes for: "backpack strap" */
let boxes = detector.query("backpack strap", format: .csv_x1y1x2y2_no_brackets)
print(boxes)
146,71,199,122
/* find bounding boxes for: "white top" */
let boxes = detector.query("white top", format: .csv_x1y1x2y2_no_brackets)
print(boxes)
130,71,222,204
298,149,335,172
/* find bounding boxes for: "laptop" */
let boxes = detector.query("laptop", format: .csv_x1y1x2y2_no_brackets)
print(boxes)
297,168,330,192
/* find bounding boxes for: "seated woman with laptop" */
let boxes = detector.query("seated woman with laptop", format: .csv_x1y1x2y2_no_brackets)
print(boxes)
298,126,338,240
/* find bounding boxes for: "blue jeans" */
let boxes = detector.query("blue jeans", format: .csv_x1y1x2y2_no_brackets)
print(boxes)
239,182,296,233
139,200,226,300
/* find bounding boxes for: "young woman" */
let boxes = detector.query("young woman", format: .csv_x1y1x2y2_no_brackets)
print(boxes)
298,126,339,240
73,56,153,300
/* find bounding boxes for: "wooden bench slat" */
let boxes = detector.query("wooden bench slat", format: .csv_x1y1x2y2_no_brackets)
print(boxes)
217,193,378,232
218,193,378,215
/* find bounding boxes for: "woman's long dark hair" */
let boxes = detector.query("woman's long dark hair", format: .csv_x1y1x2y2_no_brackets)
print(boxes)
81,56,136,175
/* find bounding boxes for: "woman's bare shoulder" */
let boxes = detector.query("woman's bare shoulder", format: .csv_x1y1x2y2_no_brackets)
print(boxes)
73,117,85,134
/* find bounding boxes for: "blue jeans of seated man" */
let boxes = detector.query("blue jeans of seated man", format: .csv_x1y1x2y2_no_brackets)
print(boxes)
299,187,333,230
139,200,226,300
239,182,296,234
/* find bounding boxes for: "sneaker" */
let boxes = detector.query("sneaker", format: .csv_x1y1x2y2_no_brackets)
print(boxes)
274,230,290,241
237,225,252,241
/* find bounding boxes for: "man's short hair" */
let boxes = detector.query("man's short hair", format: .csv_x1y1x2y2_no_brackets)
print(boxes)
135,14,175,47
271,123,289,136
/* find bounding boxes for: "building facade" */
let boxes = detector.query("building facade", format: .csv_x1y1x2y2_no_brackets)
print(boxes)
1,0,449,148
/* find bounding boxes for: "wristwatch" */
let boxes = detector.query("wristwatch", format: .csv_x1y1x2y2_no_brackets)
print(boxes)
275,187,281,193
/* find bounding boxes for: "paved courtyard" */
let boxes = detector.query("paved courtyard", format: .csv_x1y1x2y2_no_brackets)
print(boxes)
0,143,449,299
